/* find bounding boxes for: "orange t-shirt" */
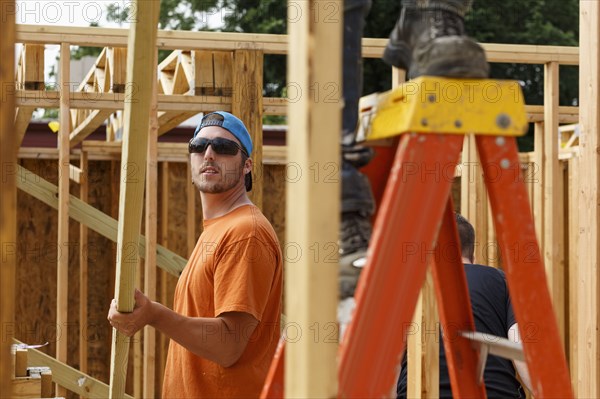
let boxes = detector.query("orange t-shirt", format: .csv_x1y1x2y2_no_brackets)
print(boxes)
162,204,283,398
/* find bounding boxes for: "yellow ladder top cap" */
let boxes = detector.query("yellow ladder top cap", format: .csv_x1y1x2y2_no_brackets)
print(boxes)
366,76,528,140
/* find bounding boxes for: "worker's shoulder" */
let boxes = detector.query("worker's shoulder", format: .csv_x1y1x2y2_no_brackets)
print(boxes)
465,263,507,282
221,205,279,242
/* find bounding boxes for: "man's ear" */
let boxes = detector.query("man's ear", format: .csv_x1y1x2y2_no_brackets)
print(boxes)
244,157,253,174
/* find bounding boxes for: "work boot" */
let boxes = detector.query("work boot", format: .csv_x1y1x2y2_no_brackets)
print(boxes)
339,161,375,299
382,7,489,79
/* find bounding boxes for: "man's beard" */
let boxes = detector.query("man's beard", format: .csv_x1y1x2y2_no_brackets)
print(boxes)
194,162,244,194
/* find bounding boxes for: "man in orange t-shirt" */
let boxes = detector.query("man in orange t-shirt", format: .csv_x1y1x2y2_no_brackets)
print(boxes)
108,111,283,398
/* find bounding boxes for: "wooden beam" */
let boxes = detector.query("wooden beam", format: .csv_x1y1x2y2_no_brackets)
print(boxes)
567,156,580,396
543,61,565,345
109,1,160,396
186,163,195,255
232,49,263,208
460,135,489,264
79,151,89,376
14,340,134,399
158,162,169,396
157,111,198,136
14,106,35,148
143,48,159,399
56,42,71,398
213,51,233,97
0,2,16,396
285,1,340,396
192,50,214,95
70,109,113,147
15,25,581,64
15,164,186,276
577,1,600,396
421,271,439,397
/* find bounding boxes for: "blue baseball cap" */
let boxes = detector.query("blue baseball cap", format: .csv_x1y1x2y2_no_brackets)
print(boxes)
193,111,253,156
193,111,253,191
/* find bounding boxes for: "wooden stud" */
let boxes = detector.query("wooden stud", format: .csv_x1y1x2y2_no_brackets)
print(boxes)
421,270,439,397
232,49,263,209
15,349,28,377
22,44,44,90
193,50,215,96
285,1,341,396
533,121,544,249
158,161,170,396
40,371,53,398
79,151,89,375
577,1,600,396
110,47,127,93
568,156,580,396
186,163,196,255
0,3,16,393
544,61,565,345
460,135,489,264
56,42,71,398
108,1,160,396
213,51,234,97
143,48,159,399
406,290,423,397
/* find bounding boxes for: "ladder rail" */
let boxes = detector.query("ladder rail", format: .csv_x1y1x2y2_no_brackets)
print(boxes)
476,135,573,397
338,133,465,397
431,199,487,398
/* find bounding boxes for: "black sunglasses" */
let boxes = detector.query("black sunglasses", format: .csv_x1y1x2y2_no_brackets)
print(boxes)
188,137,248,156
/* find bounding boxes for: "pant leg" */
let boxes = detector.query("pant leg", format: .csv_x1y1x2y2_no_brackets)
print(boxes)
402,0,472,16
342,0,372,146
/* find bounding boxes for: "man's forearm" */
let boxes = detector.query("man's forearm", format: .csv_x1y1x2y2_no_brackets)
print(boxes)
148,301,247,367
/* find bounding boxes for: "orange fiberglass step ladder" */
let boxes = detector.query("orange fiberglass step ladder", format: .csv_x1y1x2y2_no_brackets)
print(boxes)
261,77,573,398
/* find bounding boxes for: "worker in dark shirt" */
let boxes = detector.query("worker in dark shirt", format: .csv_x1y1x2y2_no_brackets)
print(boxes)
397,213,532,398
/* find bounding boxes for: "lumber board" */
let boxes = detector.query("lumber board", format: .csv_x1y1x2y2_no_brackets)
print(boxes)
577,2,600,397
232,49,263,209
157,111,198,136
407,291,423,397
79,151,89,376
70,109,113,147
567,156,579,395
15,25,580,64
14,106,35,148
193,50,215,95
285,1,340,396
213,51,233,96
13,340,134,399
109,1,159,395
543,62,565,345
460,135,489,264
421,271,439,397
15,164,186,276
56,43,70,398
143,49,159,399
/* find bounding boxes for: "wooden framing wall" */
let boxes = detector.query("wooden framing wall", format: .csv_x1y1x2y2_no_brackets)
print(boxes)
6,15,598,399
